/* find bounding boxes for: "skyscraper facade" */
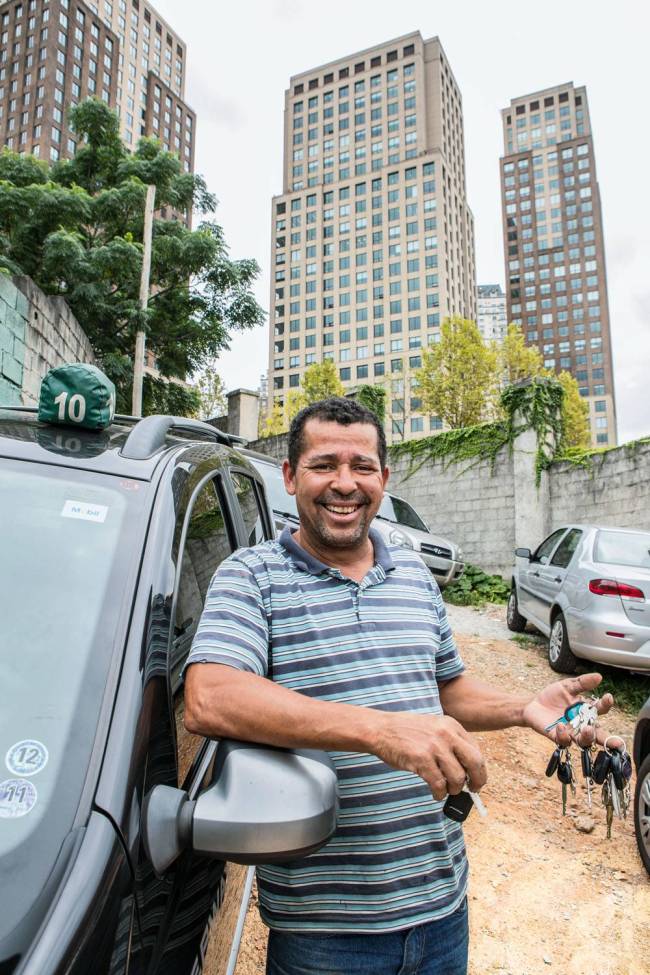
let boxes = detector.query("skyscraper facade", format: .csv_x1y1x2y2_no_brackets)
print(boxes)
476,283,507,343
269,32,476,441
0,0,194,173
500,83,616,446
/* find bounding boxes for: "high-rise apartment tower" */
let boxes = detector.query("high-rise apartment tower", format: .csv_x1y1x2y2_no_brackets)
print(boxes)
0,0,195,173
269,32,476,441
500,83,616,446
477,284,507,343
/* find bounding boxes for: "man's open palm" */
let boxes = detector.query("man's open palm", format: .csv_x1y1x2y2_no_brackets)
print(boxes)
523,672,615,747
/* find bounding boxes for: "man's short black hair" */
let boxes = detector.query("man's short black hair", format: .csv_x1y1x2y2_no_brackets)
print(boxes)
287,397,387,471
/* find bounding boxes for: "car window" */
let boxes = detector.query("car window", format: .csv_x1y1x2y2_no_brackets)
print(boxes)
378,494,428,532
231,470,268,546
550,528,583,568
252,459,298,519
0,463,144,876
531,528,567,564
172,477,233,785
595,530,650,568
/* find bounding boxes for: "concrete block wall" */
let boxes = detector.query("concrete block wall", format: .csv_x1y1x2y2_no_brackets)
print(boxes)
13,276,96,405
549,442,650,532
387,448,517,576
0,274,29,405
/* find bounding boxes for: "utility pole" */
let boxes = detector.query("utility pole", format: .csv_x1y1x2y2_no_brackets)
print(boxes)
132,183,156,417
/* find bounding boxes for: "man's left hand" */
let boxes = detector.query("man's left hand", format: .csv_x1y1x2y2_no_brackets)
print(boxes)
522,672,616,748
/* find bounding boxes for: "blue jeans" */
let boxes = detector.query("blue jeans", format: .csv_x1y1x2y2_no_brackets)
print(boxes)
265,899,469,975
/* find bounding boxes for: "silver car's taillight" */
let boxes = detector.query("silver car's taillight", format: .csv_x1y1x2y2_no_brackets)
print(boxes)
589,578,645,600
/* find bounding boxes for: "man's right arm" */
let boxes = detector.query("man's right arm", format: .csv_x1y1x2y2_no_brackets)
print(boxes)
184,663,486,800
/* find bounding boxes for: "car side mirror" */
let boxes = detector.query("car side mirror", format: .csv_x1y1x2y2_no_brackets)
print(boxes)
142,741,339,876
515,548,532,560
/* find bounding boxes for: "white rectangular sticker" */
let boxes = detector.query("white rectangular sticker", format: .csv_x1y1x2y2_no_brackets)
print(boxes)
61,500,108,523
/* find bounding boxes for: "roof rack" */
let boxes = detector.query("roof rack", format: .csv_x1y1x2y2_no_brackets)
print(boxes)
120,415,247,460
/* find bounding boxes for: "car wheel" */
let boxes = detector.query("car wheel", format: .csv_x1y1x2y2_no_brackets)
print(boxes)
506,587,527,632
548,612,577,673
635,753,650,876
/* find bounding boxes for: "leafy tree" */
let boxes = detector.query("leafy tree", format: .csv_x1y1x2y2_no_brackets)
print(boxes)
557,370,590,449
261,402,286,438
284,388,307,423
0,99,265,413
301,359,344,403
415,317,499,428
193,363,227,420
499,323,544,385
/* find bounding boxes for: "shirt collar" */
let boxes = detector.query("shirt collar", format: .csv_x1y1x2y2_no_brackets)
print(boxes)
279,525,395,576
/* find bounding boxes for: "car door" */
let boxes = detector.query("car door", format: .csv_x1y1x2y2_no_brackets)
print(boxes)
518,528,568,628
131,464,241,975
540,528,584,617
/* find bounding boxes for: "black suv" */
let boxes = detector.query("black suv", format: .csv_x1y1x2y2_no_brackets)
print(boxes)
0,405,336,975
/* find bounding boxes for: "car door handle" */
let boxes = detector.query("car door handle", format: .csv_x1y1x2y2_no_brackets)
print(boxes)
553,576,562,583
532,571,540,577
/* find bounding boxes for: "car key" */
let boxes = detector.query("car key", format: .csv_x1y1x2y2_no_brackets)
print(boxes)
580,746,594,809
556,749,574,815
545,746,561,777
443,783,487,823
602,778,614,839
591,749,611,785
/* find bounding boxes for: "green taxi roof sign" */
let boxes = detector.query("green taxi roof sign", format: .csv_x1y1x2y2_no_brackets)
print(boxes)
38,363,116,431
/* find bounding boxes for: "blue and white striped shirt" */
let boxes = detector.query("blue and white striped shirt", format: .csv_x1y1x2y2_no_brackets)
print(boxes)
187,526,467,933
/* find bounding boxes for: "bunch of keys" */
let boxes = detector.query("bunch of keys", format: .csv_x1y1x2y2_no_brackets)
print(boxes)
544,698,600,737
591,736,632,839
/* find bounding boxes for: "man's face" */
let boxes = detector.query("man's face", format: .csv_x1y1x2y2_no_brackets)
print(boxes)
283,419,389,550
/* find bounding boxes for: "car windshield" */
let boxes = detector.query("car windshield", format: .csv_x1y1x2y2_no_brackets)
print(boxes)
377,494,428,532
594,530,650,569
0,462,144,862
252,459,298,518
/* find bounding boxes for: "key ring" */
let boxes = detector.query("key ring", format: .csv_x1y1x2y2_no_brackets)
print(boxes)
604,735,626,756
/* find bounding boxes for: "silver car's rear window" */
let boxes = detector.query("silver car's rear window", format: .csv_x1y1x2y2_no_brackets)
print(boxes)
594,530,650,568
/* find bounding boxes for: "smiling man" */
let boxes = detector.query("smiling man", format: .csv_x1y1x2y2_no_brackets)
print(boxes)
184,397,612,975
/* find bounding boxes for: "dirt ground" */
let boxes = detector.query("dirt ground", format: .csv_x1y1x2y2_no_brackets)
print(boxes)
214,604,650,975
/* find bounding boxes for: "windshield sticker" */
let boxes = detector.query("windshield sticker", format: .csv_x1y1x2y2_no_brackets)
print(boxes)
6,740,49,777
61,500,108,523
0,779,38,819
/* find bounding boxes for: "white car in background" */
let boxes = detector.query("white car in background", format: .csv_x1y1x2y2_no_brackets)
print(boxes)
243,450,464,589
508,524,650,674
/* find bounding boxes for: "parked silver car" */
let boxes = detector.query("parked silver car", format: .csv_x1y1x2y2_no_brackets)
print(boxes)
507,524,650,673
633,697,650,875
243,450,464,589
375,492,465,588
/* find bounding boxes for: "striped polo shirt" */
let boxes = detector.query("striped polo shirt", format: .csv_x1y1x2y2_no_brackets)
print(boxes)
186,526,468,933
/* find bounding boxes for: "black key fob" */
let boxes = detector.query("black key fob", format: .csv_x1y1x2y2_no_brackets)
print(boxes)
581,748,592,779
592,750,611,785
621,753,633,781
443,790,474,822
610,751,625,790
545,747,561,777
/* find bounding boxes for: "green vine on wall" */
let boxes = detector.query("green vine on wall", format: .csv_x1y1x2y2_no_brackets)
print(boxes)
501,378,564,484
390,420,510,477
556,436,650,474
390,377,565,486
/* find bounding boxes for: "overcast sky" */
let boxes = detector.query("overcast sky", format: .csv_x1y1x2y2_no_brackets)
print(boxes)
154,0,649,443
